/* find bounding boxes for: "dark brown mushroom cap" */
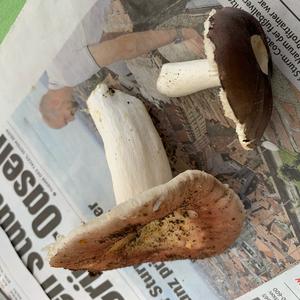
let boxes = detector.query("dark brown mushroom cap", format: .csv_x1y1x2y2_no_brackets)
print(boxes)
207,7,273,149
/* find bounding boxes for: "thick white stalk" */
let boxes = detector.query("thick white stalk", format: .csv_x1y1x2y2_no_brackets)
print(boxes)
87,83,172,205
156,59,220,97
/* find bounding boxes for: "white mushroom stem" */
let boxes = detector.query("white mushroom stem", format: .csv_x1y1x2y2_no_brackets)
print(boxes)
87,83,172,205
156,59,221,97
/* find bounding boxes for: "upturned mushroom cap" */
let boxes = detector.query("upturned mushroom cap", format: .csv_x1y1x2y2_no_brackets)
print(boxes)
48,170,245,272
206,8,273,149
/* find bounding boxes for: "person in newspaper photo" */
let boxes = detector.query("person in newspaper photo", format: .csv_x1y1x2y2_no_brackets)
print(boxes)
39,0,203,129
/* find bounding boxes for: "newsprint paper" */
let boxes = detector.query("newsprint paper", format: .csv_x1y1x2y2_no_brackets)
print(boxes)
0,1,300,300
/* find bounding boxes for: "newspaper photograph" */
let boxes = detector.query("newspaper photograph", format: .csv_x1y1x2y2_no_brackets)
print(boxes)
0,0,300,300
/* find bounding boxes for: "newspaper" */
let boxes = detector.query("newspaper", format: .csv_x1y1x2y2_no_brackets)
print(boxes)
0,1,300,300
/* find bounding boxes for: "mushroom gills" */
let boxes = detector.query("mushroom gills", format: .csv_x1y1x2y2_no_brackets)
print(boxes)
48,170,245,272
219,89,254,150
111,210,205,253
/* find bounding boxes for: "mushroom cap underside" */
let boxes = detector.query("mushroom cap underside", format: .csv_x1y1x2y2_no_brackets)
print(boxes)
49,170,245,272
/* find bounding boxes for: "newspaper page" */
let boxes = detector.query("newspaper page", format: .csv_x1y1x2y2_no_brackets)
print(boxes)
0,1,300,300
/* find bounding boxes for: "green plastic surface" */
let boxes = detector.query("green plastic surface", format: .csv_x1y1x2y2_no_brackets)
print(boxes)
0,0,26,44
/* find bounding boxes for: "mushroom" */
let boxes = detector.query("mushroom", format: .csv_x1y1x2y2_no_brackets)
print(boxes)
48,170,245,272
157,8,273,150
